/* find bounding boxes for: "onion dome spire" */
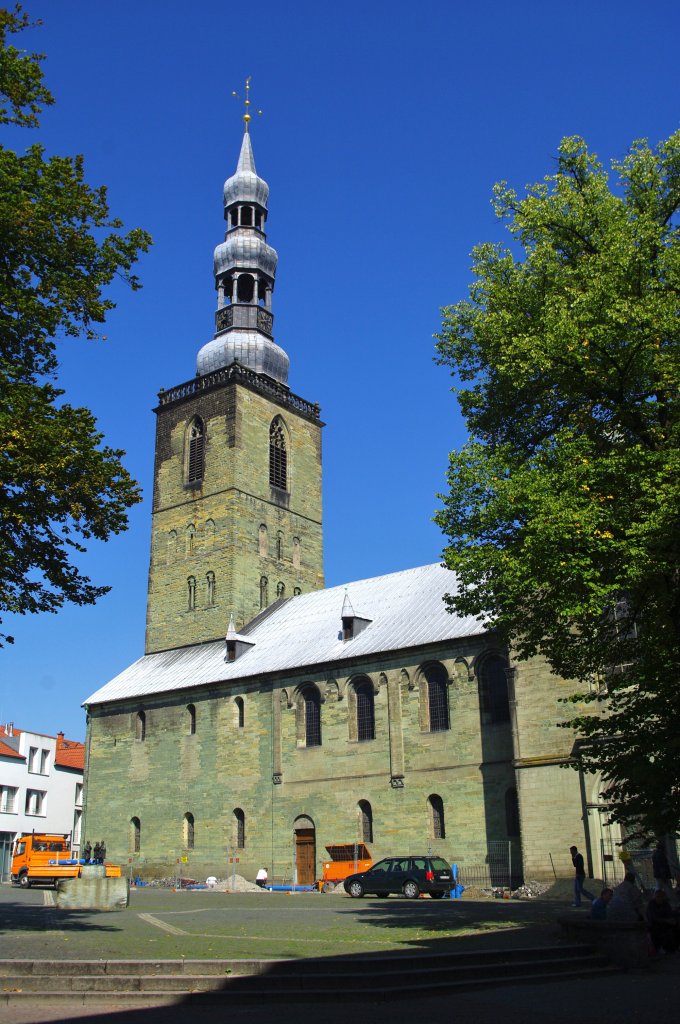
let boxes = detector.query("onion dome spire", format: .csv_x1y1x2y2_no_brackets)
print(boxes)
197,87,289,385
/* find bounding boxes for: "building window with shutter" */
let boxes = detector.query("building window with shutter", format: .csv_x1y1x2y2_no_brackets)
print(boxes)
187,418,205,483
269,418,287,490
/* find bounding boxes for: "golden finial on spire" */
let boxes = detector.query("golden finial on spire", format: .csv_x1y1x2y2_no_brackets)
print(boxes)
231,76,263,133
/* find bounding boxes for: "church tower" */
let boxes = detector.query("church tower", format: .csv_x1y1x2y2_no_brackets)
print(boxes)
145,115,324,654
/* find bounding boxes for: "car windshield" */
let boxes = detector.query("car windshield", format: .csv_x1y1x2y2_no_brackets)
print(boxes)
369,859,393,874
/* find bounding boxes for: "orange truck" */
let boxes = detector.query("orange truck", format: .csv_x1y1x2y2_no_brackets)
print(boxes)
320,843,372,891
11,833,121,888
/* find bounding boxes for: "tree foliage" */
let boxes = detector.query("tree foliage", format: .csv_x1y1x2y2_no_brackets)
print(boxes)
435,132,680,838
0,5,151,644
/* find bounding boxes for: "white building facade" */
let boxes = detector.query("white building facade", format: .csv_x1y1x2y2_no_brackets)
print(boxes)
0,724,84,882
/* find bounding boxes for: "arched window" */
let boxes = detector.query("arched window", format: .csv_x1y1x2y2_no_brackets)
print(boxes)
184,812,195,849
135,711,146,742
293,587,301,596
428,794,446,839
234,697,244,729
167,530,177,564
187,418,205,483
358,800,373,844
426,664,449,732
205,519,215,549
276,530,283,560
505,787,520,837
269,418,287,491
237,272,254,301
206,571,215,606
260,575,268,609
259,524,268,557
234,808,245,849
479,655,511,724
187,576,196,611
186,524,196,556
276,581,285,599
187,704,196,736
298,685,321,747
355,680,375,742
130,817,141,853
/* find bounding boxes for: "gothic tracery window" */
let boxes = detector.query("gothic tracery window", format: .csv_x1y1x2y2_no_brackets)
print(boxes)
269,418,287,491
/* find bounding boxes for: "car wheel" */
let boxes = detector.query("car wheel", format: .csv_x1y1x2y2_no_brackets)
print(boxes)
403,880,420,900
348,881,365,898
18,873,31,889
430,891,445,899
322,881,336,893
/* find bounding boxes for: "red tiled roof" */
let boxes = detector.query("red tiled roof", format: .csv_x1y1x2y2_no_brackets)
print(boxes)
0,739,24,760
55,734,85,771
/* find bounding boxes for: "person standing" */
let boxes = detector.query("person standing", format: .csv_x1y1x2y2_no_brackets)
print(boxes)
255,867,268,888
652,840,674,900
570,845,595,907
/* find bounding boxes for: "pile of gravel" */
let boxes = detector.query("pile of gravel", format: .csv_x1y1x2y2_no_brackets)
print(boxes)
511,879,551,899
216,873,263,893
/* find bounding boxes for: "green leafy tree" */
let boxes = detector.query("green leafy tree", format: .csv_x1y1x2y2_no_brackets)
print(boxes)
435,132,680,839
0,5,151,644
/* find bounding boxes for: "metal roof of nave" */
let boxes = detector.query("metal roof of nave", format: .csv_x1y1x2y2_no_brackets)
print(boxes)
83,563,487,707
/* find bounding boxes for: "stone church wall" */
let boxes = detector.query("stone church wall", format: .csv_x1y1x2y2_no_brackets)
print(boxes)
83,642,590,885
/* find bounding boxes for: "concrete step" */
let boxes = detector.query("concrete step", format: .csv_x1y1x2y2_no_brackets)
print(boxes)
0,947,619,1003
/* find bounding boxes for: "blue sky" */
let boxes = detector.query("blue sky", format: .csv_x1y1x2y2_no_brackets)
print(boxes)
2,0,679,740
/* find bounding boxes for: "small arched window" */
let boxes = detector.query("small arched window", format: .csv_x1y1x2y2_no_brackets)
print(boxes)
269,418,287,491
505,787,520,837
355,680,375,742
276,581,285,599
130,816,141,853
479,655,511,724
234,808,245,849
187,418,205,483
426,664,449,732
429,794,446,839
234,697,244,729
187,576,196,611
358,800,373,844
260,575,269,609
205,519,215,549
187,704,196,736
237,272,254,301
167,530,177,564
206,571,215,606
259,524,268,557
276,530,283,560
135,711,146,742
186,524,196,556
184,812,195,849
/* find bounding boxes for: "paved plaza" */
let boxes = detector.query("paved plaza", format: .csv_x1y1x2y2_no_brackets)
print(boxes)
1,882,678,1023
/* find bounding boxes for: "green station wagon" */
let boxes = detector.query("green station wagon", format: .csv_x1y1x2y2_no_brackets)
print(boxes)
343,856,453,899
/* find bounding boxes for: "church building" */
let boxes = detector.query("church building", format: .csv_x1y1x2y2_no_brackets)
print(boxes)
82,115,615,888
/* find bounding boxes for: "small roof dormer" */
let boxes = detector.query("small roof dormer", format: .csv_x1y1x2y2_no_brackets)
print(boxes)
225,614,256,663
341,590,372,642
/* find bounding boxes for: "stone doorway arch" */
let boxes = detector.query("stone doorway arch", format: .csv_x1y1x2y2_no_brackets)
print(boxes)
294,815,316,886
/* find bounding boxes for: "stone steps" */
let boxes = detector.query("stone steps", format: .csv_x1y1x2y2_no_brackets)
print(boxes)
0,946,618,1004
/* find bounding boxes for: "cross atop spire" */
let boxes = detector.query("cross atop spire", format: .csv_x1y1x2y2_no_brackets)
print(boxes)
232,76,262,134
